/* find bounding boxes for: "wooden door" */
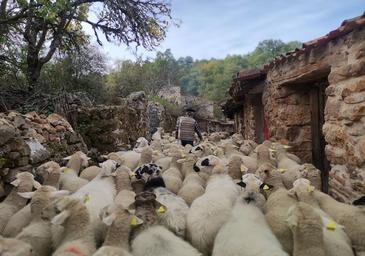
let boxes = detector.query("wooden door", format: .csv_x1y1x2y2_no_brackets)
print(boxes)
310,81,330,193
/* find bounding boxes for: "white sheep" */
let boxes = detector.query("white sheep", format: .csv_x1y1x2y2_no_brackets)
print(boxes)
34,161,61,188
213,174,288,256
93,206,141,256
3,205,32,237
291,178,365,255
15,186,69,256
0,172,40,233
187,155,239,255
0,236,34,256
71,160,118,223
287,202,326,256
130,192,202,256
289,179,354,256
63,151,90,173
151,127,164,141
59,166,89,193
178,172,205,206
43,196,96,255
256,167,297,254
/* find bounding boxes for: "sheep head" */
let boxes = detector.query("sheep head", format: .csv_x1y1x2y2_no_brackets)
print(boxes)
236,174,269,208
193,155,222,175
11,172,41,190
100,205,143,227
134,137,149,149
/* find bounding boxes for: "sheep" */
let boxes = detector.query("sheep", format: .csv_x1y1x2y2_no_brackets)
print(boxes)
178,172,205,206
93,206,141,256
63,151,90,173
287,202,326,256
299,163,321,190
134,163,189,238
213,174,288,256
80,166,102,181
3,205,32,237
71,160,118,223
139,146,154,164
42,196,96,255
0,236,34,256
152,127,164,141
4,165,60,237
15,186,69,256
270,144,301,189
134,137,149,150
289,178,354,256
33,161,61,188
177,153,199,178
227,155,243,180
130,192,202,256
59,166,89,193
257,167,297,254
161,148,184,194
187,155,239,255
239,140,257,155
119,151,141,170
0,172,40,233
114,165,136,209
291,178,365,255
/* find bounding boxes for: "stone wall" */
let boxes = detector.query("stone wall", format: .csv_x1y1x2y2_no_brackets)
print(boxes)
264,26,365,202
75,92,148,153
0,111,87,198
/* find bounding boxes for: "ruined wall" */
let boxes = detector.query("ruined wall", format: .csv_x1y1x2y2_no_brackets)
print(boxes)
0,111,86,197
75,92,148,153
264,26,365,202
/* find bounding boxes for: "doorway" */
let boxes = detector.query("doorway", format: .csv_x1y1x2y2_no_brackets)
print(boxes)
310,79,330,193
252,94,264,144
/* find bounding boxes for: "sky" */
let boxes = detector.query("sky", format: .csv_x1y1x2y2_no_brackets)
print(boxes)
83,0,365,64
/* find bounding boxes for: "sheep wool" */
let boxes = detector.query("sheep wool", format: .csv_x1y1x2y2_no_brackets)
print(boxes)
0,172,40,233
0,236,34,256
287,202,326,256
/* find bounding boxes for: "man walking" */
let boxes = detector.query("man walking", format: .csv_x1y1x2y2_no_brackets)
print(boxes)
175,108,203,146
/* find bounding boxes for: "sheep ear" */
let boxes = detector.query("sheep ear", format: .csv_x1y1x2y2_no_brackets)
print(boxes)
177,159,186,164
51,210,70,225
18,192,35,199
237,181,246,188
33,180,42,189
103,213,116,226
50,190,70,199
10,179,20,187
287,188,296,197
63,156,72,160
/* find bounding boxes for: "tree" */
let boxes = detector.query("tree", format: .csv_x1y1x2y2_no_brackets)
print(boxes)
0,0,173,90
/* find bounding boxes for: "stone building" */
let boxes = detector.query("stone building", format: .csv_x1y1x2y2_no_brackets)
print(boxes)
223,13,365,202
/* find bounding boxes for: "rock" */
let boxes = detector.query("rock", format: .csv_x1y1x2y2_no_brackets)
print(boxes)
13,116,26,129
343,91,365,104
47,113,66,127
0,119,16,146
341,77,365,98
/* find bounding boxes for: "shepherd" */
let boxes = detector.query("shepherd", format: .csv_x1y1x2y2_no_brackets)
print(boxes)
175,107,203,146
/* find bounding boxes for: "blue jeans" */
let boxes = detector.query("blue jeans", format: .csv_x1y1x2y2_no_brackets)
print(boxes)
181,140,193,146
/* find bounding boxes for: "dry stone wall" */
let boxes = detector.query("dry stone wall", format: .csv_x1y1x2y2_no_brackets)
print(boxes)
0,111,87,198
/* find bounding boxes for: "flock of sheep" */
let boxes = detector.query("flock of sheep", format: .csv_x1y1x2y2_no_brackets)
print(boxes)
0,129,364,256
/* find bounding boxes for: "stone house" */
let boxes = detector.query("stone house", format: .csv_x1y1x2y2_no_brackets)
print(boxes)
222,13,365,202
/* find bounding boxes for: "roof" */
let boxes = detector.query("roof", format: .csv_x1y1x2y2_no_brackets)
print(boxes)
264,12,365,69
234,68,267,82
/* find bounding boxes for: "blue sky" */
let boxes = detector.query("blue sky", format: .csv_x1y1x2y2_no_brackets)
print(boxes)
84,0,365,63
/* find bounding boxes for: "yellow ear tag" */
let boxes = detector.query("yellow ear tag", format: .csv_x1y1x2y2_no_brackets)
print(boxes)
157,206,166,214
263,185,270,191
129,172,136,178
83,194,90,203
307,186,314,193
326,220,336,231
278,168,287,173
240,164,248,173
130,216,139,226
63,168,71,173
